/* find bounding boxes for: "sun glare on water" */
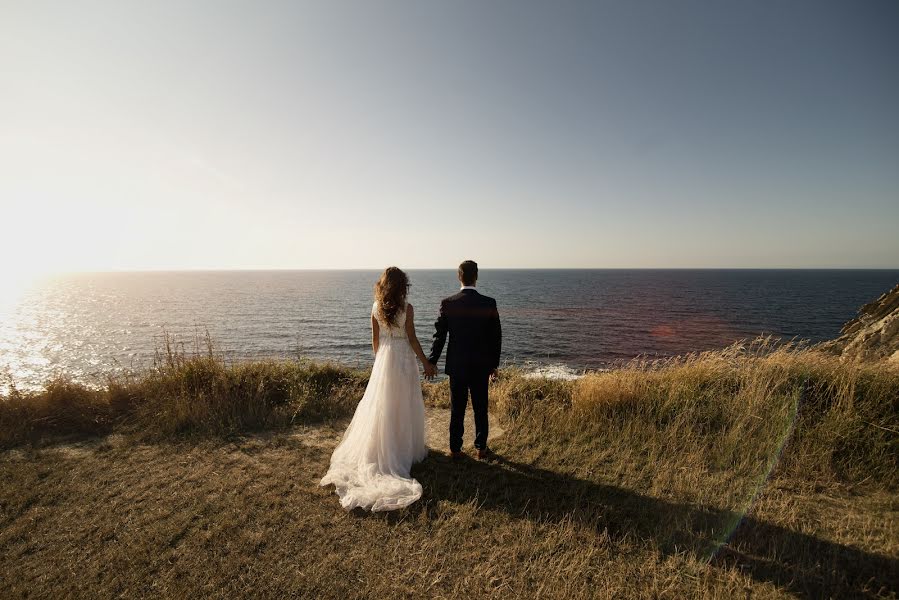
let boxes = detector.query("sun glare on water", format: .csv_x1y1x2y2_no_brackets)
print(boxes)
2,272,36,314
0,265,66,395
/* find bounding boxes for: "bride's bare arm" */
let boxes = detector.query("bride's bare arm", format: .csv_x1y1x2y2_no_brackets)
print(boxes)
405,305,436,375
371,314,379,355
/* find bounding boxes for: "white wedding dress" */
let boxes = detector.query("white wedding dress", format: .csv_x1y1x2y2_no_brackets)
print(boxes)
320,301,428,511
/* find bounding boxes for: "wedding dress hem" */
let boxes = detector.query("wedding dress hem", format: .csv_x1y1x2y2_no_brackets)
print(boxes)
320,301,427,512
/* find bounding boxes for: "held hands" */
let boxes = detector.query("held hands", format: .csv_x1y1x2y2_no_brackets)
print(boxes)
423,360,437,380
489,368,499,382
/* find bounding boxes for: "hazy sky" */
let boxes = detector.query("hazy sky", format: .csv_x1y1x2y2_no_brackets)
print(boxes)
2,1,897,272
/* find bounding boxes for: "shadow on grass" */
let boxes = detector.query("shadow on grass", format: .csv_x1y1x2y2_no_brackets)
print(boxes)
408,450,898,599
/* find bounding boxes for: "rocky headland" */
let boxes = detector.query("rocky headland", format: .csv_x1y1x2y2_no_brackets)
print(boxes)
819,283,899,363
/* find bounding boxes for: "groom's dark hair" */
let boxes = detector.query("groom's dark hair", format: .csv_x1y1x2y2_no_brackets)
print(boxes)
458,260,478,286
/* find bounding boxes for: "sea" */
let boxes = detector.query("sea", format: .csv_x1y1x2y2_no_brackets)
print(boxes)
1,269,896,391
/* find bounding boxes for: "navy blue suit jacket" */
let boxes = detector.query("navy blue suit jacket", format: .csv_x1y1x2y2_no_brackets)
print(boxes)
428,289,501,378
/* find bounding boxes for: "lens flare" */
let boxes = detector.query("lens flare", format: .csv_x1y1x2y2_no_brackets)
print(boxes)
705,384,803,560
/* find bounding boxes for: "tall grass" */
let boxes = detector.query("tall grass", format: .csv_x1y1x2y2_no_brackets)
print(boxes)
0,336,368,446
2,337,896,491
491,338,898,493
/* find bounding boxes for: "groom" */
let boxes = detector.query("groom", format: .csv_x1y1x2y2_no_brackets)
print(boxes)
427,260,502,460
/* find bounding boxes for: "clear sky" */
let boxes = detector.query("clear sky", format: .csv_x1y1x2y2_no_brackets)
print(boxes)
1,1,897,273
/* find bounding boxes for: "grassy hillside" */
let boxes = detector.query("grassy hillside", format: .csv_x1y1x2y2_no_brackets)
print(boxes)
1,339,897,598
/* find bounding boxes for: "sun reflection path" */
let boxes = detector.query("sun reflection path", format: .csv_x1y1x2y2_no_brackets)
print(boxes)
0,272,38,316
0,272,60,394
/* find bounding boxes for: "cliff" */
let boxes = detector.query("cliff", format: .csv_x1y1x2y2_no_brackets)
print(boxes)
819,283,899,363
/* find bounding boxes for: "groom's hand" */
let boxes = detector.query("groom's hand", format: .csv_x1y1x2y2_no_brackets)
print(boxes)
489,368,499,382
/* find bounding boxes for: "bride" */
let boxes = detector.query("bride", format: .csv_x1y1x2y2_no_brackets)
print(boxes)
320,267,437,511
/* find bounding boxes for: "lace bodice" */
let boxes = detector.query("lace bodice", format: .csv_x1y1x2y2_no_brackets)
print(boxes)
372,301,407,338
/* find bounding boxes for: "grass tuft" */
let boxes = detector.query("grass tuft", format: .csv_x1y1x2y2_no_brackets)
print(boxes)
0,336,368,446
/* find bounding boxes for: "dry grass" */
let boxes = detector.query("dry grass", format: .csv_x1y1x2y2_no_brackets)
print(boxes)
0,338,369,448
1,338,897,598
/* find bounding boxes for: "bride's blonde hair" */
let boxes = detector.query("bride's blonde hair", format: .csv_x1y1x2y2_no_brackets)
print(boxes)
375,267,409,326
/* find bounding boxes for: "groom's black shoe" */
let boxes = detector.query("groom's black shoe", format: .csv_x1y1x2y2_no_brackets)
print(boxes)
477,448,495,461
450,451,465,461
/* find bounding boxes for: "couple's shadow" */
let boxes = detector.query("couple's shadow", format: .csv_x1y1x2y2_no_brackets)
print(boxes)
395,450,897,599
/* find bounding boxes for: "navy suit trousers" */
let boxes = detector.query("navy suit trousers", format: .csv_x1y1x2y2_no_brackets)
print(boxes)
449,371,489,452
